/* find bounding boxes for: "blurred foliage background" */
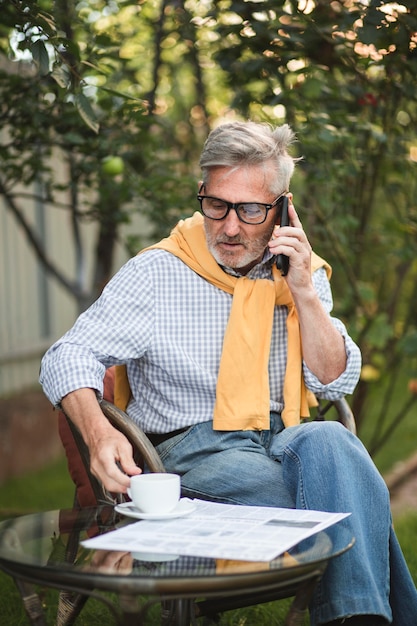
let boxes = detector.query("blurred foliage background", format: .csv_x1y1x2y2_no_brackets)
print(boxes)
1,0,417,455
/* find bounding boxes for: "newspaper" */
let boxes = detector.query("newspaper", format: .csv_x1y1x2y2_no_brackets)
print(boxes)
82,499,350,562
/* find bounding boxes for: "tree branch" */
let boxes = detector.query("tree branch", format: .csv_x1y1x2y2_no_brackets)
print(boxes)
146,0,170,113
0,177,88,301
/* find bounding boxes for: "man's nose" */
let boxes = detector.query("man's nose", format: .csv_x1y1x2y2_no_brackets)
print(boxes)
223,209,241,236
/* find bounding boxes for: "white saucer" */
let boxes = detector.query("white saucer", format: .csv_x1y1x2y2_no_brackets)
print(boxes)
131,551,179,562
115,498,195,520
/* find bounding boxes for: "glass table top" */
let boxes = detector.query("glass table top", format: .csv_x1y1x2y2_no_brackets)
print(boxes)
0,505,354,595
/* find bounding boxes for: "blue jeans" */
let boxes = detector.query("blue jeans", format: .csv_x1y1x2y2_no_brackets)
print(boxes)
155,415,417,625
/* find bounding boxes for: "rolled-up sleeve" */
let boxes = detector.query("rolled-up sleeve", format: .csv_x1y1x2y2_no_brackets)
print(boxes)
302,267,362,400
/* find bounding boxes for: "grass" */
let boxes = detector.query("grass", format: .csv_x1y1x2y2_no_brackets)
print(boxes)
1,439,417,624
0,456,74,517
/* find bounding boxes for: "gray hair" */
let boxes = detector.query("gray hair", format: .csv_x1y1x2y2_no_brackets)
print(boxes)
199,121,298,196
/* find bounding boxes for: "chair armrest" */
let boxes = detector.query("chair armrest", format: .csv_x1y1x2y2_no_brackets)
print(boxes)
333,398,356,435
63,400,166,507
100,400,166,473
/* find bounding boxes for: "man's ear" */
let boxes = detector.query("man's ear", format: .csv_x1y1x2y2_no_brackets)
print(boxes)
198,180,204,192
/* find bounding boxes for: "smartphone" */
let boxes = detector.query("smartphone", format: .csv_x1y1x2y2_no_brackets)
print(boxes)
276,195,289,276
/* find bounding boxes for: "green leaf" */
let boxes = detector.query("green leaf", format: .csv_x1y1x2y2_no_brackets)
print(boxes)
30,39,50,76
50,65,68,89
357,281,376,304
366,314,394,350
99,85,146,105
398,331,417,357
74,93,99,134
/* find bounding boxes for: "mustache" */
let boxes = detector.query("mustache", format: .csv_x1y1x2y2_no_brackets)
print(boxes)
216,235,247,245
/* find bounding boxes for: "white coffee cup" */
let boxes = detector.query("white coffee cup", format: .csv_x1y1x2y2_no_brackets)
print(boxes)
127,473,181,515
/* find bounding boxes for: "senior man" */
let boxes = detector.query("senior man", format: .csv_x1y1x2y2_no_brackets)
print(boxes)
41,121,417,625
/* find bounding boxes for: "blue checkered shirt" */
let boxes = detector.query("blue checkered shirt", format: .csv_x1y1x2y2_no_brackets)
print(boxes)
40,249,361,434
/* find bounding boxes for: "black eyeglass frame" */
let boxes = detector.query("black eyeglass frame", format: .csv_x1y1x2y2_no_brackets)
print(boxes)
197,184,287,225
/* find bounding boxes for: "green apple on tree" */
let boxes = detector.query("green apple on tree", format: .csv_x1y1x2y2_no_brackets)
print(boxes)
101,155,124,176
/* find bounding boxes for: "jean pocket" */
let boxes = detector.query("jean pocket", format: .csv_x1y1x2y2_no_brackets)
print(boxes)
155,424,194,462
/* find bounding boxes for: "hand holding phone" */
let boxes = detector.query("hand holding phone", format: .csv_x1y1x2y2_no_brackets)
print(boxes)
276,196,290,276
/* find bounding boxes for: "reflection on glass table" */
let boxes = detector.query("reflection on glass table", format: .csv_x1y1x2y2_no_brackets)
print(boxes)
0,505,354,626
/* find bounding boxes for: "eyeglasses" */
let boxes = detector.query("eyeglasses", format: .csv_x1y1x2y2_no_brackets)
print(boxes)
197,185,286,225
